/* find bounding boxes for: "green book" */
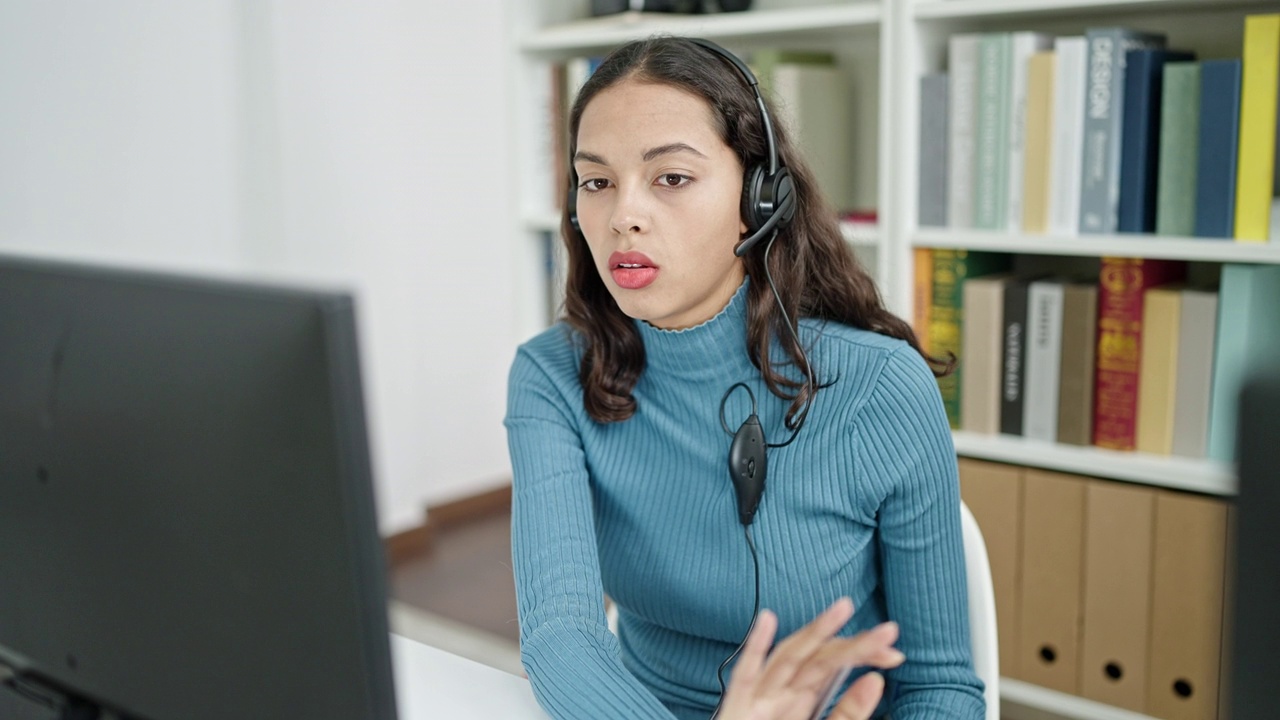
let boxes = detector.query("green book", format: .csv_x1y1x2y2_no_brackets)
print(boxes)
1207,264,1280,461
930,250,1012,429
1156,62,1202,236
974,34,1012,230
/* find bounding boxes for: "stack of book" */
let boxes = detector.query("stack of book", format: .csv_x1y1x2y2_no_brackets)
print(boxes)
918,14,1280,242
917,249,1280,462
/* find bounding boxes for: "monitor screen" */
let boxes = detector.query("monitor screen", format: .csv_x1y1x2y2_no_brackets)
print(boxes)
0,255,397,720
1230,370,1280,719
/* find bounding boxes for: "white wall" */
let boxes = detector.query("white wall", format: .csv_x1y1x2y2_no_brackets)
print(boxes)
0,1,519,535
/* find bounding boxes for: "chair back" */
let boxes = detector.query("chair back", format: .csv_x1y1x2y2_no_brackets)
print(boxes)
960,500,1001,720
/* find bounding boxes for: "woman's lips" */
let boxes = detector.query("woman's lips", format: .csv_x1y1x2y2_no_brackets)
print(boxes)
608,251,659,290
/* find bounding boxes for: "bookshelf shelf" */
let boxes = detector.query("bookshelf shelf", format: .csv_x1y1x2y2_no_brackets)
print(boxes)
914,228,1280,264
520,4,880,56
951,431,1237,496
1001,679,1162,720
913,0,1277,21
843,221,881,247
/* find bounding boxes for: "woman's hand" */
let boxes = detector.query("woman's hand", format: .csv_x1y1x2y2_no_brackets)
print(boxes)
717,598,905,720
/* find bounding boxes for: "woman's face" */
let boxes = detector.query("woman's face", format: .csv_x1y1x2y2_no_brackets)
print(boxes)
573,79,748,330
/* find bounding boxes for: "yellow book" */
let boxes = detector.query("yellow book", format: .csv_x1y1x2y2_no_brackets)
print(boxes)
1234,14,1280,242
1135,286,1183,454
914,247,933,353
1022,52,1056,234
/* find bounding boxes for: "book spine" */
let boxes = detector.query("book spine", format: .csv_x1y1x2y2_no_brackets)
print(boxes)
1057,284,1098,446
914,247,933,354
1171,290,1219,458
1195,60,1243,239
1022,51,1056,234
1156,62,1203,236
962,277,1008,434
1049,37,1088,236
975,34,1011,231
1135,287,1184,454
1001,279,1030,436
1234,14,1280,242
1094,258,1186,450
1207,265,1280,460
1080,29,1166,234
931,250,967,429
949,35,981,229
919,74,950,227
1007,34,1054,232
1024,281,1065,442
1118,49,1196,234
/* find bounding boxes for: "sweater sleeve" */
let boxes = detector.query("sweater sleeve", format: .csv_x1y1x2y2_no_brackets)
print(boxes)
504,347,680,720
855,347,987,719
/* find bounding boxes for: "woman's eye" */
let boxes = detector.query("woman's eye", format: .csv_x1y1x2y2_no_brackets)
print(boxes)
657,174,689,188
579,178,610,192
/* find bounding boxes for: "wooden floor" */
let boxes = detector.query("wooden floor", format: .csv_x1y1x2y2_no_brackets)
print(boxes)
387,509,521,645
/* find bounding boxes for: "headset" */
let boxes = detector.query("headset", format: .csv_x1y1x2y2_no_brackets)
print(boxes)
567,38,797,258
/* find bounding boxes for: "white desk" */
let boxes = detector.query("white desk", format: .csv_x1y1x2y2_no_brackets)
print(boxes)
391,633,549,719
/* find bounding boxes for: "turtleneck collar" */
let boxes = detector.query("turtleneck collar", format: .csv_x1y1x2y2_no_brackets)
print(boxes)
635,279,754,378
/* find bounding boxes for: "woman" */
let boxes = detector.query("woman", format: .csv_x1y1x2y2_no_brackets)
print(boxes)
505,36,985,720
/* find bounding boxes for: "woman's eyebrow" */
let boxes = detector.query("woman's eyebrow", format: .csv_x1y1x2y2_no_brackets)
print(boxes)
573,150,608,165
643,142,707,161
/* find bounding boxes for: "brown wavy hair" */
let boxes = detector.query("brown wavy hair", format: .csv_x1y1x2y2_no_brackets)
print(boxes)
562,36,953,427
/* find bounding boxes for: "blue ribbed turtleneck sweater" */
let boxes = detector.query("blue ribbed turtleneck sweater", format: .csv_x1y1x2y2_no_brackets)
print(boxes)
505,281,985,719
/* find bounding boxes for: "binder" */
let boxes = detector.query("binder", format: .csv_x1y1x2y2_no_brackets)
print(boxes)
957,458,1023,677
1147,492,1230,719
1080,482,1156,711
1017,469,1086,693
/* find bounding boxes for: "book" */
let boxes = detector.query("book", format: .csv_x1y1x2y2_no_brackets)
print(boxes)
919,74,950,228
1007,34,1055,232
1049,37,1088,237
1194,60,1243,239
962,275,1014,434
975,34,1012,231
1079,29,1167,235
1135,286,1184,455
1117,49,1196,234
948,34,982,230
756,51,855,213
1001,278,1032,436
1024,280,1066,442
931,250,1011,429
1171,289,1219,458
1057,283,1098,446
1234,14,1280,242
914,247,933,354
1155,62,1202,236
1094,258,1186,451
1207,265,1280,461
1022,51,1056,234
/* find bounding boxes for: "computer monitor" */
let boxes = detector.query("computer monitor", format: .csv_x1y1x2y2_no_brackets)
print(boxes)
1229,370,1280,719
0,255,397,720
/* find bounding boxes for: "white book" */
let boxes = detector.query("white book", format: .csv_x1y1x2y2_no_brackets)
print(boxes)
772,61,854,213
1048,37,1087,236
948,34,981,229
1023,280,1065,441
1006,32,1054,234
1171,289,1219,458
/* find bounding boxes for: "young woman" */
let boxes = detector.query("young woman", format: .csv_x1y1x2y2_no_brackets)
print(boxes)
504,36,985,720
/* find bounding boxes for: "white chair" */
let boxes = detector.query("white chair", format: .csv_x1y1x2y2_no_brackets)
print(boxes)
960,500,1001,720
605,502,1000,719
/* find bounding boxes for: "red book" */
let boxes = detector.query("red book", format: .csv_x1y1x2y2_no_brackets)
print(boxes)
1093,257,1186,450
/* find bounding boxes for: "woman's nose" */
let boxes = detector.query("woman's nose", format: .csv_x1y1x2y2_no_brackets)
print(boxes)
609,184,650,235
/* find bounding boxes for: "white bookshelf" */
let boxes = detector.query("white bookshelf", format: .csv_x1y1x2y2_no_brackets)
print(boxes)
952,431,1236,496
914,228,1280,264
507,2,1257,718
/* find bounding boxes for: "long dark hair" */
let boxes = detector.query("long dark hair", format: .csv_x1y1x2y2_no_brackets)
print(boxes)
562,36,953,426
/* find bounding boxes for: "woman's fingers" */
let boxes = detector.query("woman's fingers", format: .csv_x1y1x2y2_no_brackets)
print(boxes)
828,672,886,720
788,621,903,693
719,609,779,718
756,598,855,693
